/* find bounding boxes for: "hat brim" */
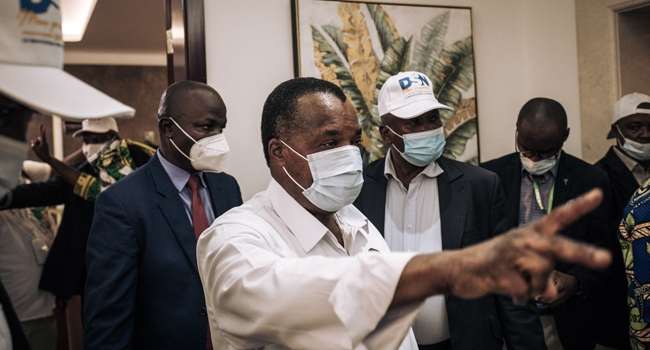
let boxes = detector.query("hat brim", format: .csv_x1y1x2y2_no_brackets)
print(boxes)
0,63,135,120
389,100,454,119
72,127,114,138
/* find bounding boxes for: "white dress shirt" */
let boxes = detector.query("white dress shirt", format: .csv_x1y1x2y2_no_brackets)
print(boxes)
383,150,449,345
0,304,11,350
613,146,650,186
197,179,422,350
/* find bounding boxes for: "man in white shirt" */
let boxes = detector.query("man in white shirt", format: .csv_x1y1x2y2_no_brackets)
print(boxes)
197,77,612,350
354,71,544,350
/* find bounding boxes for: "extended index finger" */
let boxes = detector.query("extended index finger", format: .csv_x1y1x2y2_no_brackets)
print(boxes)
532,189,603,236
527,234,612,270
39,123,47,141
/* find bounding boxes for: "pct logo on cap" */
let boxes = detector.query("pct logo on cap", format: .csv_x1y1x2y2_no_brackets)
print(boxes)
398,74,434,100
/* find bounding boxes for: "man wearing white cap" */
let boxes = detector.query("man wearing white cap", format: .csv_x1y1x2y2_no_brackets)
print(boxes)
593,92,650,350
196,77,612,350
353,72,545,350
0,117,154,305
597,93,650,224
0,1,134,346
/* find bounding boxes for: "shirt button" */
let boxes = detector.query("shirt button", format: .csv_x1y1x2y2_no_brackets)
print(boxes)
407,224,412,229
200,307,207,316
408,199,412,204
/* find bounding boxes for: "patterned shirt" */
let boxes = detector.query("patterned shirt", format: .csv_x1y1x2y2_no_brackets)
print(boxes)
619,177,650,349
73,139,155,202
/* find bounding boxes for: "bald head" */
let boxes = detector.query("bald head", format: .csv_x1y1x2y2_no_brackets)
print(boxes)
158,80,225,121
156,80,227,173
516,98,567,131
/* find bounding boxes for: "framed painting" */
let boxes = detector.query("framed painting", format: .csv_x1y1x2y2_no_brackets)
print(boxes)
291,0,480,165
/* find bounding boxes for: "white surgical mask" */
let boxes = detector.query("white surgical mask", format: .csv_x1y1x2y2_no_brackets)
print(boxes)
520,153,559,176
82,140,112,164
0,134,30,200
617,125,650,161
169,118,229,173
280,141,364,213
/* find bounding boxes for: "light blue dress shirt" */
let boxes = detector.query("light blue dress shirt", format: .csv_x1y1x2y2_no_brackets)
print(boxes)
157,151,216,227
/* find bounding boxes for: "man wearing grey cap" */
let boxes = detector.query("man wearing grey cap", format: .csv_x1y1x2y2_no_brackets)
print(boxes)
0,1,134,348
353,71,544,350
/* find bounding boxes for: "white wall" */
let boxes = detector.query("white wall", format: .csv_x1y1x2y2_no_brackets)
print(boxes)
205,0,582,201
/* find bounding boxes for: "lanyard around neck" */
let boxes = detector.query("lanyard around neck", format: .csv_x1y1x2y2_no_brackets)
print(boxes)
531,158,560,214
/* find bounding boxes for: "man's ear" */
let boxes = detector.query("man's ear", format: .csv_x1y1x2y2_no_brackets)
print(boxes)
379,125,392,145
564,128,571,141
158,117,174,138
268,139,286,167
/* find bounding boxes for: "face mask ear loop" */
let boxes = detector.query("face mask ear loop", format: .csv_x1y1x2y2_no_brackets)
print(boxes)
279,140,308,161
282,167,306,192
169,117,199,143
385,125,404,139
278,140,309,192
169,139,193,162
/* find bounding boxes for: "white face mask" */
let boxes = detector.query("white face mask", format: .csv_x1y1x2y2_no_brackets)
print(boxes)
520,153,559,176
617,125,650,161
0,134,30,199
169,118,229,173
280,141,364,213
82,140,112,164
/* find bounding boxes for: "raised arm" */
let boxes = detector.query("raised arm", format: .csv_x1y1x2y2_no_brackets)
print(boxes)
390,189,612,308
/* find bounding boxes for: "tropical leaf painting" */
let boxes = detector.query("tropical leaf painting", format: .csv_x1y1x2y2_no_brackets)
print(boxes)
295,0,478,165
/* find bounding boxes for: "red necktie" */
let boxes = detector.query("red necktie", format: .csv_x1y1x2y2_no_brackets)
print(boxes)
186,174,214,350
187,174,210,239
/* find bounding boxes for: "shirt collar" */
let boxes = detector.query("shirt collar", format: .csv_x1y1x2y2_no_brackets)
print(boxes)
613,146,643,173
157,150,206,192
265,179,369,253
383,149,443,181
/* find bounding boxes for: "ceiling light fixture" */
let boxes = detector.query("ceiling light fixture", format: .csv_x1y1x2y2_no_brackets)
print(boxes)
61,0,98,42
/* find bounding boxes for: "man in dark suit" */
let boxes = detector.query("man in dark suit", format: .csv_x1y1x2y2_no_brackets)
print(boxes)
481,98,611,350
353,71,545,350
592,92,650,350
83,81,242,349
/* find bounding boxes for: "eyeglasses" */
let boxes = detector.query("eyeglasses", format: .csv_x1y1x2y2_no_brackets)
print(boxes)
515,132,561,160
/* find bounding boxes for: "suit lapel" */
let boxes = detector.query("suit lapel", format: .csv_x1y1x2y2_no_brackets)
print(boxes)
363,159,388,236
204,173,227,218
438,158,468,250
553,151,571,207
606,148,641,195
505,154,522,228
149,154,200,272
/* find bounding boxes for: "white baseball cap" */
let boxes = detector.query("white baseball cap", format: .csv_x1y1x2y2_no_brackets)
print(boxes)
73,117,119,137
378,71,453,119
0,1,135,120
607,93,650,139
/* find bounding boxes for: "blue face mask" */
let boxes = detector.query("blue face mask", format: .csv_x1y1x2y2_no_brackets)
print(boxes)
386,125,446,167
280,141,364,213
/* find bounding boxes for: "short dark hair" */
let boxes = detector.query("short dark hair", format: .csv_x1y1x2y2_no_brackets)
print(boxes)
260,77,347,166
516,97,567,131
158,80,220,119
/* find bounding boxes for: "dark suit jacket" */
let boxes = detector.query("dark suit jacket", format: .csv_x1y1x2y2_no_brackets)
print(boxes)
83,153,243,350
5,162,97,299
482,151,611,350
0,276,31,350
593,146,635,350
353,156,545,350
595,146,640,225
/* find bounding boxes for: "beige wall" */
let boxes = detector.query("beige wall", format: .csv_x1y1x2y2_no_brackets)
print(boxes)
575,0,621,163
205,0,583,201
